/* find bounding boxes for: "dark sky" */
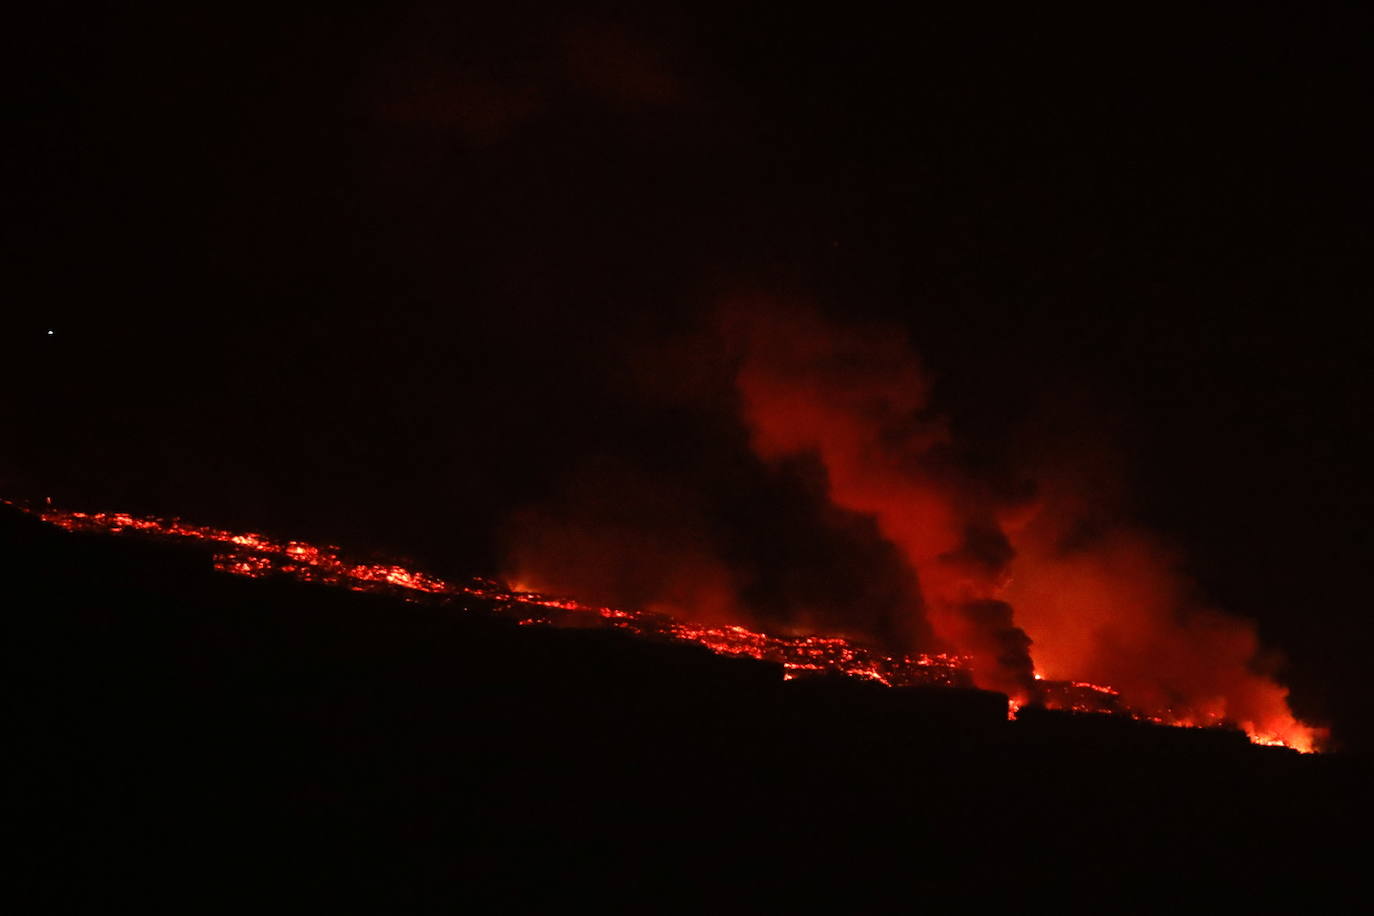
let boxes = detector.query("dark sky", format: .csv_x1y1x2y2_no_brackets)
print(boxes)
5,5,1373,749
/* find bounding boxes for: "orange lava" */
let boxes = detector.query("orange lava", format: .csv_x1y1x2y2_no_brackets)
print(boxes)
6,499,1315,751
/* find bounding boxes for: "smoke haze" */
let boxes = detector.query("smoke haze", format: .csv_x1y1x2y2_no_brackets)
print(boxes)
504,301,1321,749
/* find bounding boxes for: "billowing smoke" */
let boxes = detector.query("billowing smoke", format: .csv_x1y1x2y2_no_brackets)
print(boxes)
1003,472,1322,749
724,302,1036,698
725,301,1319,748
503,299,1320,749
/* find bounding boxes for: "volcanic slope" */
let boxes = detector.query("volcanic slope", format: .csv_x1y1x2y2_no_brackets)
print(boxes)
1,504,1363,908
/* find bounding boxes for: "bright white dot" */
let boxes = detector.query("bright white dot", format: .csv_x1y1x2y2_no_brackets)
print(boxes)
47,330,54,335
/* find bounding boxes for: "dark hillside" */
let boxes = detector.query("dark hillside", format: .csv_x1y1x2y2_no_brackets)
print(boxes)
2,506,1364,908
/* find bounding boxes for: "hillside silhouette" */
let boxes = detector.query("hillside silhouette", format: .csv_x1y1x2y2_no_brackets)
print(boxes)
2,505,1364,909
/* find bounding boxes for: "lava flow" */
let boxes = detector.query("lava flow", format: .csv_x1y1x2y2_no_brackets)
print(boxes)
6,499,1315,751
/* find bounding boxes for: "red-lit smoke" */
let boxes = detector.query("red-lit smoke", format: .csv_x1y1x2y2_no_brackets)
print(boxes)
724,302,1321,751
1004,483,1318,750
725,304,1034,698
502,462,745,627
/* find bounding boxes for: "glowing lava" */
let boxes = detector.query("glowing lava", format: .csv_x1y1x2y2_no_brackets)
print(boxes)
5,499,1316,751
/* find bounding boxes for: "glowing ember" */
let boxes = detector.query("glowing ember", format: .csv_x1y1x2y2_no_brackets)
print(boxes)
5,499,1316,751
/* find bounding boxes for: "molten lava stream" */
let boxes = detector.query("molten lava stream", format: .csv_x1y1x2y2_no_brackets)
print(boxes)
4,499,1315,751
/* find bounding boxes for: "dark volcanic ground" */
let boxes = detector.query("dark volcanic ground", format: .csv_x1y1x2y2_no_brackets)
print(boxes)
3,505,1366,909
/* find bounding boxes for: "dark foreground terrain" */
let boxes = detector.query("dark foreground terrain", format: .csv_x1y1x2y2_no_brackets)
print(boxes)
2,506,1365,910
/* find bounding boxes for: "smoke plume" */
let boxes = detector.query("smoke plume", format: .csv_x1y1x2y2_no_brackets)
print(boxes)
504,299,1321,749
725,301,1320,748
724,303,1037,698
1003,472,1321,749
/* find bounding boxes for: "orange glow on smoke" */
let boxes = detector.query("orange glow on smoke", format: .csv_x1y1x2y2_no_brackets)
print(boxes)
728,305,1034,698
1005,508,1321,752
722,303,1322,754
7,499,1317,751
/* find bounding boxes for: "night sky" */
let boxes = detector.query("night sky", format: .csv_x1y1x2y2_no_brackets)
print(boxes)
6,5,1373,750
